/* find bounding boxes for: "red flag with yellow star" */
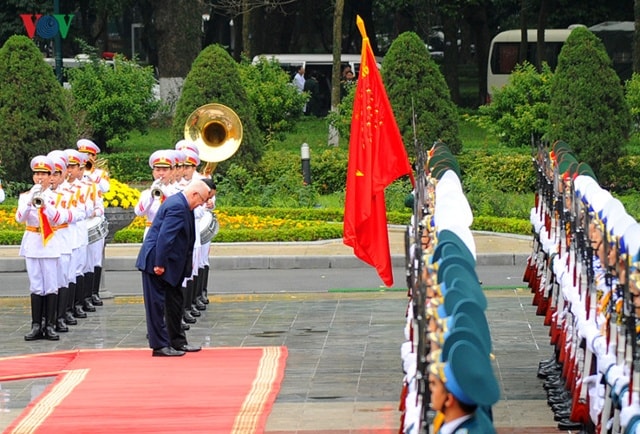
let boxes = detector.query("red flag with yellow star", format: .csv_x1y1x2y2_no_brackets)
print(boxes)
343,15,414,287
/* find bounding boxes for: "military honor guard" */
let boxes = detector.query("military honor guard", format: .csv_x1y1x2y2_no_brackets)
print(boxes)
65,149,94,318
16,156,72,341
47,150,82,332
77,139,109,306
399,142,499,433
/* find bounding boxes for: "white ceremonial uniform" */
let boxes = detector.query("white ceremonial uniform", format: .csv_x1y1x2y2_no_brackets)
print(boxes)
16,188,70,295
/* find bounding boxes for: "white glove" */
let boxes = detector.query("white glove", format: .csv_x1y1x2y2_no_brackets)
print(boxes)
597,351,617,376
620,394,640,429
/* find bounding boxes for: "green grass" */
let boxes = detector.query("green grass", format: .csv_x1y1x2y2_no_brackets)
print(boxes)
267,116,338,152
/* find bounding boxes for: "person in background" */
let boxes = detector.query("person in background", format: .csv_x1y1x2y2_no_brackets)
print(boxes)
293,65,306,113
303,69,321,117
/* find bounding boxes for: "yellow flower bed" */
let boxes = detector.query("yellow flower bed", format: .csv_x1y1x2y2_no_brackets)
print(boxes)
125,210,320,231
0,209,22,230
103,178,140,209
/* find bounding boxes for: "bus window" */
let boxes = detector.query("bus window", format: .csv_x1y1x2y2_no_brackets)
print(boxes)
487,29,573,100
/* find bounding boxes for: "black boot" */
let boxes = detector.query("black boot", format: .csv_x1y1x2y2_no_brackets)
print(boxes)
187,280,201,317
194,269,206,310
182,284,196,323
74,275,88,317
56,286,69,332
91,266,103,306
65,282,79,324
43,294,60,340
25,294,44,341
83,272,96,312
201,265,210,304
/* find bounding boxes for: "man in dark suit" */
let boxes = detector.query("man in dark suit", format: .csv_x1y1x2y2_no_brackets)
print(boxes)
136,179,212,357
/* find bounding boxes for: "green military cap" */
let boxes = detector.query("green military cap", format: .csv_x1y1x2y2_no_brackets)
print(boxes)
441,339,500,407
430,164,450,180
436,229,475,257
552,140,573,154
439,285,487,318
442,327,489,359
450,302,492,354
577,162,597,181
432,241,476,266
441,267,482,298
557,153,578,175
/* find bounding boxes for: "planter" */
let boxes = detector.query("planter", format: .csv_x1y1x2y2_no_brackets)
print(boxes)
103,207,136,243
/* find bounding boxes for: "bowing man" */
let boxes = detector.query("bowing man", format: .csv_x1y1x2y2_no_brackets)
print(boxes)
136,179,211,357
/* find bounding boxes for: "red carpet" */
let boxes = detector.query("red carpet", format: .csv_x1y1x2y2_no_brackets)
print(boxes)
0,347,287,433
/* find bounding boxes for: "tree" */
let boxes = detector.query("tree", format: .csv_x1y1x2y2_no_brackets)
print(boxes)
0,35,77,185
66,53,160,152
382,32,461,155
171,44,263,173
548,26,631,182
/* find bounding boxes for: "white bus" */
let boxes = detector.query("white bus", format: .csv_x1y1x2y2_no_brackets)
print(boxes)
486,28,573,100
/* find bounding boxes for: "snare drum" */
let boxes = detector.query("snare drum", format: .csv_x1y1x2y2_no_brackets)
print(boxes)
87,216,109,244
198,211,219,244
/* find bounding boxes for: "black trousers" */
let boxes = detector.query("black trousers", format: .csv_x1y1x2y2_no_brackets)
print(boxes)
141,272,187,349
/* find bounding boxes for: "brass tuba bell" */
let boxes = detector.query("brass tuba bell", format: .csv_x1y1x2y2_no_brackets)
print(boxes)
184,103,243,176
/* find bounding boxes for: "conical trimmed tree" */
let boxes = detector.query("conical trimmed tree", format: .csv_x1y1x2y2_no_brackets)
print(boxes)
548,27,630,181
171,44,263,173
382,32,461,155
0,36,76,184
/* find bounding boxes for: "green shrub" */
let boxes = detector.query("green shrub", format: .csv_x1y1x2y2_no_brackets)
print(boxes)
171,44,264,173
604,155,640,193
458,151,535,194
238,56,307,140
326,83,356,141
310,147,348,195
548,27,631,182
106,152,154,183
113,228,143,243
0,35,77,184
0,230,22,245
382,32,461,155
476,62,552,148
67,53,160,151
471,216,531,235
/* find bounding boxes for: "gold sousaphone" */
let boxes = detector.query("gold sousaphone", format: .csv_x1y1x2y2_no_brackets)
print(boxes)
184,103,243,176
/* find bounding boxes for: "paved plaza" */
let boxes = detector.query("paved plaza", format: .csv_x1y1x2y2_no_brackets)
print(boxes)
0,231,568,433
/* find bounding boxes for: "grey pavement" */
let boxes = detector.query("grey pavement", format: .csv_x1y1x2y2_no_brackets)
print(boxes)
0,230,568,433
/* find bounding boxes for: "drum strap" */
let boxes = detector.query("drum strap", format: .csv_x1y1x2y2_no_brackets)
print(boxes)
25,226,41,233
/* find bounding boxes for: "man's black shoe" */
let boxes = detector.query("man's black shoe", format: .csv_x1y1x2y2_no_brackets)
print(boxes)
175,344,201,352
190,306,201,317
152,347,185,357
557,419,582,430
181,319,190,330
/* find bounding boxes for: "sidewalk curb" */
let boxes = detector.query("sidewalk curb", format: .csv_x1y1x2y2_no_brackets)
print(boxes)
0,253,530,272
